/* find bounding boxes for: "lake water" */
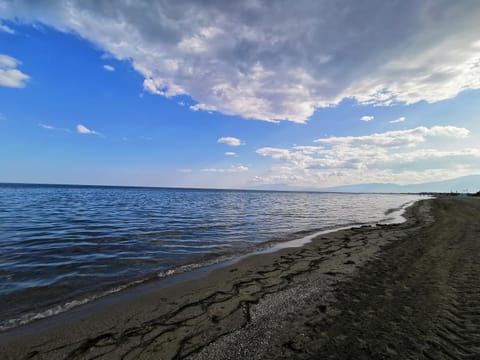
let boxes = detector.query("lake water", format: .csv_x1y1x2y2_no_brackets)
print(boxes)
0,183,423,330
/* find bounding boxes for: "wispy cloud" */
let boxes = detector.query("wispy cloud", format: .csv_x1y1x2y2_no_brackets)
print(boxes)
76,124,100,136
225,152,236,156
190,103,216,112
217,137,242,146
0,22,15,34
201,165,248,173
0,54,29,88
3,2,480,122
314,126,469,148
39,123,71,133
39,123,55,130
103,64,115,72
361,115,374,122
389,116,406,124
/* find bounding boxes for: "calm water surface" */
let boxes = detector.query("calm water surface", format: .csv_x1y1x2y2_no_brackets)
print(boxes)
0,184,423,330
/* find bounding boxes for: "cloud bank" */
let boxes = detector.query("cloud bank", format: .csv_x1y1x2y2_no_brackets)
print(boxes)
255,126,479,187
2,1,480,122
313,126,469,148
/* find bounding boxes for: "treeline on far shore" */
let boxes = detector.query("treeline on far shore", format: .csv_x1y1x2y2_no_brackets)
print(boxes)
418,191,480,197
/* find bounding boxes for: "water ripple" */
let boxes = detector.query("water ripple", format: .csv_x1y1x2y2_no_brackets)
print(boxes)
0,184,423,329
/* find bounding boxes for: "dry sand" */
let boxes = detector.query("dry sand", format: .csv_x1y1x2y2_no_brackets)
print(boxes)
1,196,480,359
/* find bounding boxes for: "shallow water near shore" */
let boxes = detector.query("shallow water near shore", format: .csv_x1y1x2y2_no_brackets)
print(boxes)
0,183,423,330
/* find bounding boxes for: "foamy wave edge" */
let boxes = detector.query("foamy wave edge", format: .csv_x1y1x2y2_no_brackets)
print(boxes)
0,255,237,332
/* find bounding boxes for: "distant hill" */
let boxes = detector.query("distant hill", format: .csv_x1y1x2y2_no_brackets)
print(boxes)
251,175,480,193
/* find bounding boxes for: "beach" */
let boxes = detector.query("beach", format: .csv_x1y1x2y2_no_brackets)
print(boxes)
1,196,480,359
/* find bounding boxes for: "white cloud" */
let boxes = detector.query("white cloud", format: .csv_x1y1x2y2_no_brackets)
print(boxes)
217,136,242,146
0,55,17,68
390,116,406,124
189,103,217,112
39,123,71,133
0,54,29,88
143,77,185,97
225,152,236,156
252,167,480,189
76,124,99,135
103,64,115,71
255,125,478,187
201,165,248,173
361,115,374,122
314,126,469,148
0,22,14,34
2,2,480,122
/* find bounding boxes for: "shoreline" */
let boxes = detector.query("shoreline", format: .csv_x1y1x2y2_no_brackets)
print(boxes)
0,197,416,334
0,197,429,359
4,196,478,359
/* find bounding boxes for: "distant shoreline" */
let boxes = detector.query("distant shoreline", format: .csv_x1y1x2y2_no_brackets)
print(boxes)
2,173,480,193
0,181,416,194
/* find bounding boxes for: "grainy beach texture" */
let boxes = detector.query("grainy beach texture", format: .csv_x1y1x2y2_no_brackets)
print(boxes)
1,196,480,359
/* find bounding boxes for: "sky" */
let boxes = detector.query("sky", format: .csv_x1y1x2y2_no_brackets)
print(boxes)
1,0,480,189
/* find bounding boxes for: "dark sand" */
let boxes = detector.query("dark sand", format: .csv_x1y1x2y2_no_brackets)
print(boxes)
1,196,480,359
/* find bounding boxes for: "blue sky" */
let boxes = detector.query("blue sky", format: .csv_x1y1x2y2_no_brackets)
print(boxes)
1,1,480,189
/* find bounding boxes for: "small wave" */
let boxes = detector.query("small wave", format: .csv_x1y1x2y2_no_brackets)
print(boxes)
0,279,143,332
0,235,330,331
381,199,424,224
0,257,234,332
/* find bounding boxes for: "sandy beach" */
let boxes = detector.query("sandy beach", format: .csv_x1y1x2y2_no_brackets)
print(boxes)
1,196,480,359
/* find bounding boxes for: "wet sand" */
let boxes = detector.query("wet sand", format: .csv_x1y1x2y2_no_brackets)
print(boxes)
1,196,479,359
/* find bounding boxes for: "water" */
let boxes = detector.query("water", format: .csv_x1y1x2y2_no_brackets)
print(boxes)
0,183,423,330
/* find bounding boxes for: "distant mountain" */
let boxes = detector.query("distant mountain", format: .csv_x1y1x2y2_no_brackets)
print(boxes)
251,175,480,193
